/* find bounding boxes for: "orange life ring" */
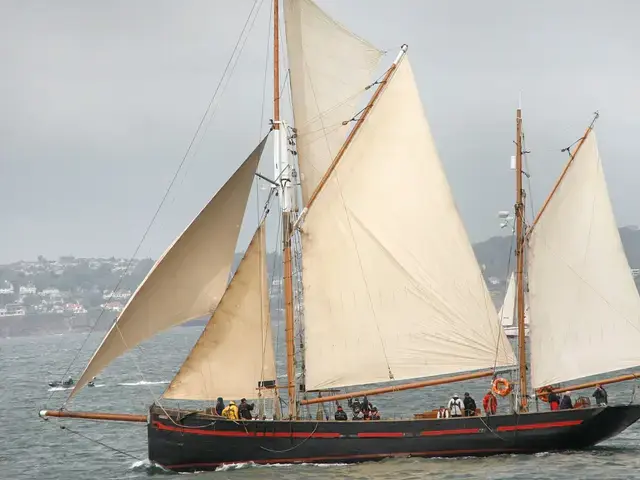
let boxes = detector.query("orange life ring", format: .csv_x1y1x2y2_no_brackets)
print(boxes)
536,385,552,403
492,377,513,397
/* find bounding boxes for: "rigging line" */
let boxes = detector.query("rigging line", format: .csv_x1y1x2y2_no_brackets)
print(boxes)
521,128,535,223
259,422,320,453
54,0,267,406
492,229,517,373
43,420,141,461
258,0,273,140
177,0,266,179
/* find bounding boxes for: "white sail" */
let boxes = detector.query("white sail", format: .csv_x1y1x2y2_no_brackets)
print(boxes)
284,0,383,203
528,131,640,388
69,138,267,397
300,56,516,391
163,223,277,401
498,272,529,327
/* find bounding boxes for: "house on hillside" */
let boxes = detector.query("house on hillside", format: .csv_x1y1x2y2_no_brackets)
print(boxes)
19,284,36,295
0,281,14,295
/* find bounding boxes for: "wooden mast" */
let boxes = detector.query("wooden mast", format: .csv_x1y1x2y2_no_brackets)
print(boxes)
515,108,528,412
273,0,297,419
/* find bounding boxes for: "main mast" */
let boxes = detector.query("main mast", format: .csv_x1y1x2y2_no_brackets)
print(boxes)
514,107,528,412
273,0,297,419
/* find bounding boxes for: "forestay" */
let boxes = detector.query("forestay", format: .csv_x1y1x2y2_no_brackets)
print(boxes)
300,56,515,391
499,273,529,327
69,138,267,397
163,223,277,401
284,0,383,203
528,131,640,388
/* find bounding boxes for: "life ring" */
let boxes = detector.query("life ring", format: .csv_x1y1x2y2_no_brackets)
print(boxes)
492,377,513,397
536,385,552,403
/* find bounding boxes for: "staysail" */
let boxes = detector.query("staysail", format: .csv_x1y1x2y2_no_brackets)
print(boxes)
299,55,516,391
528,131,640,388
70,138,267,397
284,0,383,203
163,223,277,401
498,272,529,327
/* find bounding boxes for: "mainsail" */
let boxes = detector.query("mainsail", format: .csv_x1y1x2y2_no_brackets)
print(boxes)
528,131,640,388
299,55,516,391
284,0,383,204
498,272,529,327
163,223,277,401
70,138,267,396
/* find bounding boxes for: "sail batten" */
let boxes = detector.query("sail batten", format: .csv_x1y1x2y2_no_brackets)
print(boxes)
284,0,383,204
300,56,515,391
163,223,277,401
69,138,268,397
528,131,640,388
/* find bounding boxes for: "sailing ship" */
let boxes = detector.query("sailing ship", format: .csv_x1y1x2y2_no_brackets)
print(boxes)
499,273,529,338
40,0,640,472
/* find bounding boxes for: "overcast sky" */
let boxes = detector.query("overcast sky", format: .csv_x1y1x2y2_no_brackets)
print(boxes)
1,0,639,263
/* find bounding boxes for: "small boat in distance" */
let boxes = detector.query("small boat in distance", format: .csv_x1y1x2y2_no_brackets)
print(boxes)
48,377,74,388
499,272,529,338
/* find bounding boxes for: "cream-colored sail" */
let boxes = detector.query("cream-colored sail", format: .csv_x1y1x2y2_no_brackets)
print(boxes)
163,223,277,401
284,0,383,203
300,56,515,391
498,272,529,327
70,138,267,397
528,131,640,388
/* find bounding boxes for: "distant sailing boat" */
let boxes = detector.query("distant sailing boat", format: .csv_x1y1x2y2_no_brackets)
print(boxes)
40,0,640,472
498,273,529,338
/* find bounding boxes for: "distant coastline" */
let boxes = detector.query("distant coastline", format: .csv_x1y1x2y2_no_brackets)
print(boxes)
2,226,639,338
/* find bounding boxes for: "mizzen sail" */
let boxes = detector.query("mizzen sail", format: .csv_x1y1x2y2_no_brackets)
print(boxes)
300,56,515,391
528,131,640,388
284,0,383,203
163,223,277,401
70,138,267,397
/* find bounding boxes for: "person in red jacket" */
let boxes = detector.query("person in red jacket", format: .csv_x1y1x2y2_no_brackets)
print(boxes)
483,390,497,416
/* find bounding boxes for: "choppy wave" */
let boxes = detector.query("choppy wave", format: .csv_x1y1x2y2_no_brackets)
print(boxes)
118,380,169,386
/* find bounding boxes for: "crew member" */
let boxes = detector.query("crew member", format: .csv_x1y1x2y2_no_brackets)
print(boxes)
222,400,239,420
448,394,464,417
482,390,497,416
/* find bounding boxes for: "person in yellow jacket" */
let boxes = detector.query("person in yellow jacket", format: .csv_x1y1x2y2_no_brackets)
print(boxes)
222,400,239,420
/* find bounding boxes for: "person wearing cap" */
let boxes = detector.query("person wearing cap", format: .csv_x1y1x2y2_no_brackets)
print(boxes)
238,398,255,420
559,391,573,410
463,392,477,416
215,397,225,416
334,404,348,421
592,384,608,406
448,393,464,417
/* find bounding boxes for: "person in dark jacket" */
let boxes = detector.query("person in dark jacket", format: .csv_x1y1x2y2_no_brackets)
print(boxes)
215,397,225,415
559,391,573,410
335,405,348,421
238,398,255,420
548,391,560,411
592,384,608,405
463,392,477,416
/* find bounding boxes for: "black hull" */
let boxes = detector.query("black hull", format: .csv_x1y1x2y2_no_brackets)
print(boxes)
148,404,640,472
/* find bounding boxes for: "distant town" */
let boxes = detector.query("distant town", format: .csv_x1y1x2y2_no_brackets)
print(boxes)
1,227,640,334
0,256,154,318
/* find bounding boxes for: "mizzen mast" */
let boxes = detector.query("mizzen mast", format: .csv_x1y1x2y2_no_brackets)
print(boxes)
514,108,528,412
273,0,297,419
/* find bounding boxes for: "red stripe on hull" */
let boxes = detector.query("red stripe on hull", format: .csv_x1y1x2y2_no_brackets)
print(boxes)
152,421,342,438
496,420,582,432
421,428,480,436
